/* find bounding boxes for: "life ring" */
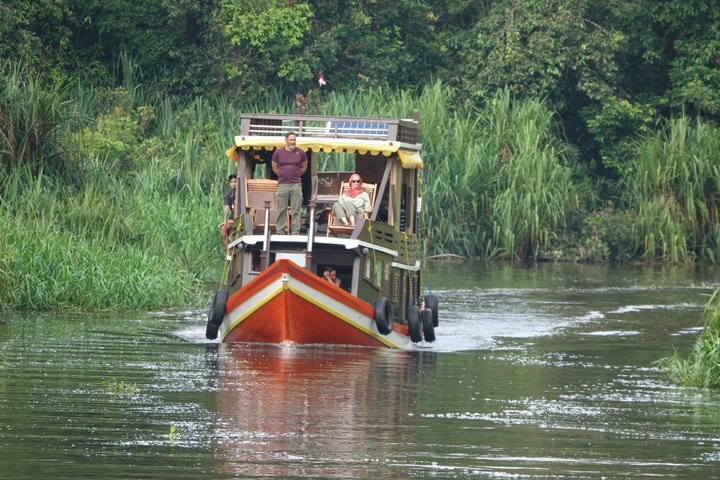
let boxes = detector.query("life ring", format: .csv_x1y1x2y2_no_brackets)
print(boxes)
420,308,436,342
373,297,393,335
424,294,439,327
407,304,423,343
208,290,229,326
205,321,219,340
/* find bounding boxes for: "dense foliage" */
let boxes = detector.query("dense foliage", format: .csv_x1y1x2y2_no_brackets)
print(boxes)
1,0,720,310
658,290,720,389
4,0,719,163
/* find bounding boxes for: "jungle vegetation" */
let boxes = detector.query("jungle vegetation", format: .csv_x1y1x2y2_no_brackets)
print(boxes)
658,289,720,389
1,0,719,310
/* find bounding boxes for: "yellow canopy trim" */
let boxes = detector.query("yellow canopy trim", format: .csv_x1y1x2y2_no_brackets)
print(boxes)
396,150,423,169
225,146,239,162
230,136,423,169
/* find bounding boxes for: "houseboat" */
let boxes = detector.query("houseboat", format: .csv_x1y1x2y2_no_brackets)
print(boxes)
205,112,439,349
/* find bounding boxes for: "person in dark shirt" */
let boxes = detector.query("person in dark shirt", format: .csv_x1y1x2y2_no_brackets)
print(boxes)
271,132,307,234
219,173,237,259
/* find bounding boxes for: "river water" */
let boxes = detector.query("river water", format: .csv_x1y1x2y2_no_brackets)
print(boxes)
1,262,719,479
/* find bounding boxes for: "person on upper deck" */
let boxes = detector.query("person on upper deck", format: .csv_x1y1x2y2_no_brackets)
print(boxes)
272,132,307,234
219,173,237,260
332,173,371,228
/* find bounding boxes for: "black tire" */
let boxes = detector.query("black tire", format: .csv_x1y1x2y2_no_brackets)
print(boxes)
424,294,439,327
407,304,423,343
208,290,229,327
373,297,393,335
420,308,436,343
205,320,219,340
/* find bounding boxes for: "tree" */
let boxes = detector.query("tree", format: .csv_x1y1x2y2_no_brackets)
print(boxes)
655,0,720,117
218,0,315,96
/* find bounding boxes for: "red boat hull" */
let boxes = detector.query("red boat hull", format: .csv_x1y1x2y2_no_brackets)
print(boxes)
219,260,413,349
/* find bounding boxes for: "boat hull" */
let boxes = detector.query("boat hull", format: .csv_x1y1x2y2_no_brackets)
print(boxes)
219,259,415,349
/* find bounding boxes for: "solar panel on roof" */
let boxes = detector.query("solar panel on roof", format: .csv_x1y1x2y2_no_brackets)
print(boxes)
327,121,389,136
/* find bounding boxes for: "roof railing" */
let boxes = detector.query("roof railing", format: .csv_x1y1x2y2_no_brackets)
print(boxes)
240,113,419,145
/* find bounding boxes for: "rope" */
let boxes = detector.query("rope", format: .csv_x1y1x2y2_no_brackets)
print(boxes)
401,231,409,264
221,250,232,285
220,215,242,286
366,218,377,265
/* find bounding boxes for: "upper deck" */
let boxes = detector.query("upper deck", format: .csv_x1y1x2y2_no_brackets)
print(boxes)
239,113,421,147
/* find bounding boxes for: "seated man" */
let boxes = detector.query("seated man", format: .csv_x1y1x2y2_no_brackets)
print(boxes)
219,173,237,260
331,173,371,227
322,266,341,288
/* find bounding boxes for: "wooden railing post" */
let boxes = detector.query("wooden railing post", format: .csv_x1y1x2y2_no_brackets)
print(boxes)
305,200,316,268
260,200,272,271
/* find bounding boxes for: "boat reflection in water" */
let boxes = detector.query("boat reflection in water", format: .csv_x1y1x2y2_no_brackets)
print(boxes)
214,344,436,478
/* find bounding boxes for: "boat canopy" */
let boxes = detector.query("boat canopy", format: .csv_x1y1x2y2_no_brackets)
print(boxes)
226,136,423,169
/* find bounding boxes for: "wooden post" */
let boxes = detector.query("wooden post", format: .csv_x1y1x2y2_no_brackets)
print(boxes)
305,200,316,268
260,200,272,271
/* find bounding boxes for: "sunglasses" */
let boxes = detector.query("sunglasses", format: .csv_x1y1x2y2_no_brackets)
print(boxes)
351,180,361,183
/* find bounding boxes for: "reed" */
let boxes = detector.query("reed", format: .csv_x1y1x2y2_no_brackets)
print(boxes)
319,84,418,119
5,63,719,311
621,117,720,263
418,86,578,259
0,225,201,310
658,290,720,389
0,61,72,173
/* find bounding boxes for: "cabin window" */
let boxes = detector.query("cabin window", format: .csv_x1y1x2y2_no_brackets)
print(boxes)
373,259,383,288
364,254,372,281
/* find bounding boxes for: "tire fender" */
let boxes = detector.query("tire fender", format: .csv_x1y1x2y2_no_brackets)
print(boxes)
424,294,439,327
373,297,393,335
420,308,436,342
205,321,219,340
208,290,229,327
407,304,423,343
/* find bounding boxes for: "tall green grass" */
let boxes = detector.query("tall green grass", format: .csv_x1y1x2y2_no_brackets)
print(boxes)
0,61,73,174
0,61,234,310
658,290,720,389
620,117,720,263
417,85,578,258
3,57,719,311
0,226,200,310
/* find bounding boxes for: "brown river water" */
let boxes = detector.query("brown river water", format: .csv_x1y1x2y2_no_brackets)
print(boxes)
1,262,719,479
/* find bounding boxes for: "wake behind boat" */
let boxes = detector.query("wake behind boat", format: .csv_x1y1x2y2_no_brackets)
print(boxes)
206,112,439,349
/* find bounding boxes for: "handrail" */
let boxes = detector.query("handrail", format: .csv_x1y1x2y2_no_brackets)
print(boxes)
239,113,418,144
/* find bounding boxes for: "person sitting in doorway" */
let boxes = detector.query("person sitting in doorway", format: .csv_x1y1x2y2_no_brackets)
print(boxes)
323,266,341,288
331,173,371,227
219,173,237,260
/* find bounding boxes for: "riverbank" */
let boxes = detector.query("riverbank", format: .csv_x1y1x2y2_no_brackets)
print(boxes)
2,63,719,311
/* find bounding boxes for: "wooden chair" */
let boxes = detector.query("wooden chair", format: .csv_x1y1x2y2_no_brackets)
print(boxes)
245,179,285,234
326,181,377,237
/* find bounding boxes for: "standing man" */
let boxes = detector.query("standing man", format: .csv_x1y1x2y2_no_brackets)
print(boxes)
219,173,237,260
272,131,307,234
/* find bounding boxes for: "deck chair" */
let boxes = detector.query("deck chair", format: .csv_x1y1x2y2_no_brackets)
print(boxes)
245,179,286,234
326,182,377,237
